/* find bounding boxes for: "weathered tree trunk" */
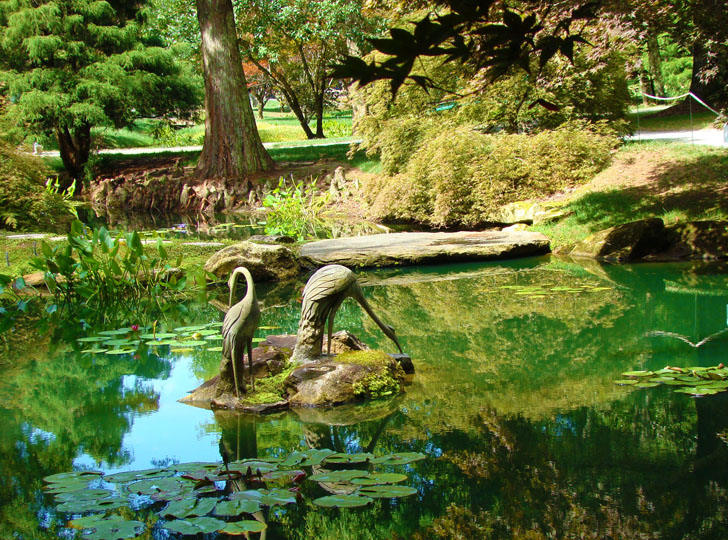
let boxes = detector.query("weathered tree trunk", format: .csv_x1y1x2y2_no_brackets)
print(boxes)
646,32,665,97
56,124,91,192
195,0,273,181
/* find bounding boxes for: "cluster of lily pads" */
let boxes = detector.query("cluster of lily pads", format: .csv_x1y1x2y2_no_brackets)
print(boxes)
498,284,612,298
615,364,728,396
43,449,424,539
76,322,275,356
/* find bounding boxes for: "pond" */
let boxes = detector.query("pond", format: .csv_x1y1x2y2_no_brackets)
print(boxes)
2,256,728,539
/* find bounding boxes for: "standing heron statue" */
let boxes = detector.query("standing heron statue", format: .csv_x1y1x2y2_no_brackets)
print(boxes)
222,266,260,398
292,264,403,362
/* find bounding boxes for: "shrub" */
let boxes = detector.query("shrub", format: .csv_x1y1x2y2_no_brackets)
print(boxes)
0,142,75,232
364,122,619,228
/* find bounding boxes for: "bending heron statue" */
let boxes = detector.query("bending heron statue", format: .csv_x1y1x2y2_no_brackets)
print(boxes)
292,264,403,362
222,266,260,397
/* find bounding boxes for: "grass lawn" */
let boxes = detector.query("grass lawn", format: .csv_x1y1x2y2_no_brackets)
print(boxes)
628,107,719,132
533,141,728,247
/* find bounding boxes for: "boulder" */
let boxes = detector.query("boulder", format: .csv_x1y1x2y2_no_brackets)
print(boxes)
497,201,570,225
204,241,301,282
655,221,728,260
559,219,728,262
285,350,406,407
563,218,669,262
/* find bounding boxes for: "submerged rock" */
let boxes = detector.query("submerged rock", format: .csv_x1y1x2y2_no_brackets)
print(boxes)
204,241,301,282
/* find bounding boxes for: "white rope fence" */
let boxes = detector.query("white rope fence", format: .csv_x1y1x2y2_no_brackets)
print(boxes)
635,91,727,144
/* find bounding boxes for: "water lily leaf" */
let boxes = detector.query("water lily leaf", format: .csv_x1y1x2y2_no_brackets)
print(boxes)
44,470,103,484
204,335,223,341
621,371,653,377
230,488,295,506
309,470,368,482
313,494,373,508
258,326,280,330
196,330,219,336
214,499,262,517
57,498,126,513
180,340,208,346
103,339,137,347
150,340,187,347
207,346,223,352
105,468,173,483
81,519,145,540
160,497,217,519
370,452,426,465
230,460,278,474
139,332,177,340
104,349,135,356
358,485,418,498
174,325,208,332
170,462,220,473
252,337,266,343
278,452,304,467
81,348,108,354
300,449,335,466
218,520,267,535
170,348,195,353
323,452,373,464
162,516,225,536
635,382,660,388
55,489,113,502
77,337,106,343
351,473,408,486
614,380,638,385
262,469,305,483
128,477,191,496
69,514,124,529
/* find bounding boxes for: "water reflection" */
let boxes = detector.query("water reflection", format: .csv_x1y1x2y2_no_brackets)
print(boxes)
2,257,728,538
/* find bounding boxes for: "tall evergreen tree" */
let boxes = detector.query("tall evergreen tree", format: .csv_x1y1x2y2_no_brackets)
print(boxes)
0,0,202,190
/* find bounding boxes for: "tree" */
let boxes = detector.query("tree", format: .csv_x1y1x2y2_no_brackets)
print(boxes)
195,0,273,180
243,61,274,119
235,0,374,139
0,0,202,190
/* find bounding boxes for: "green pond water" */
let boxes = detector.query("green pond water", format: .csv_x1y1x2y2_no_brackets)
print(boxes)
2,256,728,539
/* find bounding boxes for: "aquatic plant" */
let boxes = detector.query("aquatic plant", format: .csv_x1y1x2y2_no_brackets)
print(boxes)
616,364,728,396
42,449,425,539
29,220,196,322
262,177,330,241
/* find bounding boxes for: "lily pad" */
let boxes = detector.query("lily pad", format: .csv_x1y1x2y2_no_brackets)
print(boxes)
230,488,296,506
370,452,426,465
351,473,408,486
621,371,653,377
128,477,191,496
44,470,103,484
104,349,136,356
204,335,223,341
207,346,223,352
139,332,177,340
313,494,373,508
162,516,226,535
180,340,208,347
614,380,638,385
77,336,107,343
98,329,131,336
56,497,126,513
214,499,262,517
69,514,124,529
323,452,373,464
81,348,108,354
358,485,418,498
160,496,217,519
81,519,145,540
635,382,661,388
105,468,173,483
174,325,208,332
309,470,368,483
55,488,113,502
218,521,267,535
300,449,335,466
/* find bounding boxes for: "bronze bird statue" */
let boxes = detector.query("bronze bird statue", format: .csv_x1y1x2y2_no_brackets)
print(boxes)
222,266,260,397
292,264,402,362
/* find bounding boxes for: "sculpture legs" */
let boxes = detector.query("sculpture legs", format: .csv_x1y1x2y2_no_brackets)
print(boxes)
247,338,255,391
326,299,345,356
231,343,241,399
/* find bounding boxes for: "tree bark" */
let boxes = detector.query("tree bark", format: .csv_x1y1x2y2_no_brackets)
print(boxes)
195,0,273,181
56,124,91,192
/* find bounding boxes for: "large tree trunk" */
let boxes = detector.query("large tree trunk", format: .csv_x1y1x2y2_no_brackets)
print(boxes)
195,0,273,181
56,124,91,193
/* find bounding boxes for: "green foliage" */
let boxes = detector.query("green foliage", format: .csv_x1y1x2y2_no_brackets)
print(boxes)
364,122,618,228
29,220,190,322
0,141,75,231
262,177,331,241
0,0,202,179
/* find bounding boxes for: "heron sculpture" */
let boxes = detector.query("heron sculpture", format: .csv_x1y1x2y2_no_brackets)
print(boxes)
222,266,260,398
292,264,403,362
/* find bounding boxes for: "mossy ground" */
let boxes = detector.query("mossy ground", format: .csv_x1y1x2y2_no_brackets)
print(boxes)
240,362,296,406
336,350,405,399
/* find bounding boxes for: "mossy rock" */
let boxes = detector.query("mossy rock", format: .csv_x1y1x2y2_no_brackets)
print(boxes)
285,350,406,407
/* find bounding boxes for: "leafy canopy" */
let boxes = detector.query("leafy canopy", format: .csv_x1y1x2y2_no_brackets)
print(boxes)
0,0,201,139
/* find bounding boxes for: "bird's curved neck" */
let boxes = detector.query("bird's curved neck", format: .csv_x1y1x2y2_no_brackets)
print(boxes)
229,268,256,306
